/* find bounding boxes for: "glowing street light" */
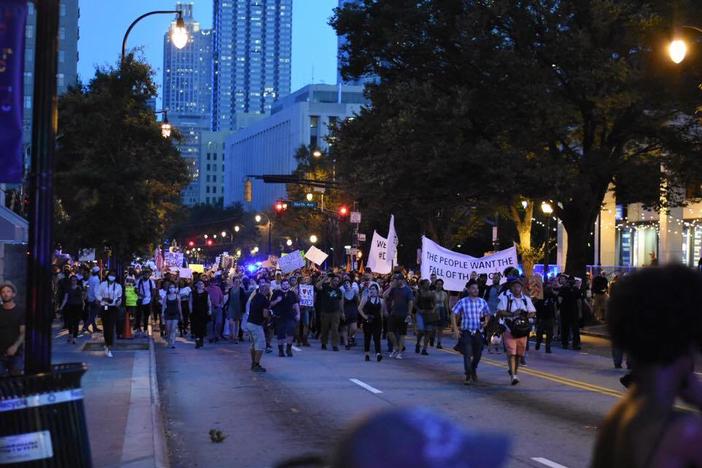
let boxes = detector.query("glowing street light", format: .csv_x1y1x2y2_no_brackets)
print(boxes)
255,214,262,223
234,225,240,232
170,14,189,49
309,235,318,244
306,193,314,202
286,239,293,247
312,149,322,158
669,39,688,64
221,231,227,237
541,202,554,215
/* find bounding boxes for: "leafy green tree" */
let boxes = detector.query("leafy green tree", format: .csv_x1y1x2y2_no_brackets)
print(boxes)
55,58,189,263
333,0,702,274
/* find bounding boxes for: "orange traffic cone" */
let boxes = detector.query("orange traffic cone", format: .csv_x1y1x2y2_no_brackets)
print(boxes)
123,309,133,339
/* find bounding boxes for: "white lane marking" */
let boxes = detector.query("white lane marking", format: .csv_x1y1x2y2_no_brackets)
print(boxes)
695,372,702,376
350,378,383,394
531,457,568,468
292,346,302,352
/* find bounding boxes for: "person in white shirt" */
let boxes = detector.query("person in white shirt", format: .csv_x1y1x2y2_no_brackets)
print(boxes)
497,278,536,385
96,270,123,357
84,266,102,334
135,270,156,335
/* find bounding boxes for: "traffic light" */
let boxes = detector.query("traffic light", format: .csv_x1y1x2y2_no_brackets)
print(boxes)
338,205,349,219
206,239,213,247
274,200,288,216
188,240,195,248
244,179,253,203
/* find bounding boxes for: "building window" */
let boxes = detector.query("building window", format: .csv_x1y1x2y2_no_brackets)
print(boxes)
206,186,210,193
207,164,210,171
212,186,217,194
207,153,211,160
310,116,319,129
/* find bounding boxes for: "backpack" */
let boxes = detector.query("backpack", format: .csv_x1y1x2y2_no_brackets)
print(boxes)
506,297,532,338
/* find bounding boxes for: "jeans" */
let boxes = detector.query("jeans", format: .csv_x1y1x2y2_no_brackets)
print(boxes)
0,352,22,377
460,330,483,377
208,306,223,340
136,303,151,332
166,319,179,347
612,347,630,368
560,313,581,348
87,301,99,331
363,321,382,354
535,319,554,348
320,312,341,347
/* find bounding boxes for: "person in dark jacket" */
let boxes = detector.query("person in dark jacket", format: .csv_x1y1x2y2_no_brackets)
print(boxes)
225,277,247,343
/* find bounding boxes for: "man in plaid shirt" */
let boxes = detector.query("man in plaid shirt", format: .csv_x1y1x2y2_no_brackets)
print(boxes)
451,279,492,385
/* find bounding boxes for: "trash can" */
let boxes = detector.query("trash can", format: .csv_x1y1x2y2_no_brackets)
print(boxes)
0,363,91,467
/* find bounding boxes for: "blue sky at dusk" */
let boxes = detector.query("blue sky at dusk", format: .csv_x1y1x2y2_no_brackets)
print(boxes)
77,0,338,98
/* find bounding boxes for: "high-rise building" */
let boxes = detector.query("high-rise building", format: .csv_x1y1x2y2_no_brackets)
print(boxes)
198,131,233,206
212,0,293,131
22,0,80,169
163,3,213,206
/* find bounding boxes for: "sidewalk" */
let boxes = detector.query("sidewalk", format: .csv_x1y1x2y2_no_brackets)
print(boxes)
52,324,167,468
580,323,609,339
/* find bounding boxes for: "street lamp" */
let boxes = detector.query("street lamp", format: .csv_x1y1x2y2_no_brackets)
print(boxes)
541,202,554,278
306,193,314,202
255,213,273,255
286,239,293,247
234,225,240,232
221,231,227,237
667,26,702,64
121,10,188,64
154,110,171,138
255,214,262,223
312,149,323,158
310,235,318,244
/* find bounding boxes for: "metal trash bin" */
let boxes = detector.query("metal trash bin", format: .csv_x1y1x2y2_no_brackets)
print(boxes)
0,363,91,467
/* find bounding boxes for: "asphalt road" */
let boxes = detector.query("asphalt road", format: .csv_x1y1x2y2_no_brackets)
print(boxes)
156,332,629,468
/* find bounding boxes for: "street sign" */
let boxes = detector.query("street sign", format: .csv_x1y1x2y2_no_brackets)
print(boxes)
350,211,362,223
291,201,318,209
357,233,366,242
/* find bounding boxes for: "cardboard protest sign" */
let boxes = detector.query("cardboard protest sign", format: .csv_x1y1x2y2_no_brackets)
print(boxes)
420,236,518,292
179,268,193,279
304,246,328,266
366,231,392,274
189,264,205,273
298,284,314,307
278,250,305,274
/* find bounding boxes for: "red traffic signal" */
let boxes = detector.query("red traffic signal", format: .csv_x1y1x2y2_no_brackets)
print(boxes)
188,240,195,248
338,205,349,217
274,200,288,215
206,239,213,246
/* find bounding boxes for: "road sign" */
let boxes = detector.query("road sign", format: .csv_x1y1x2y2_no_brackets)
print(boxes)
350,211,362,223
357,233,366,242
291,201,318,209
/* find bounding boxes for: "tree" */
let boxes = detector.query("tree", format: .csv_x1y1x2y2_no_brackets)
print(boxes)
333,0,702,275
55,57,190,263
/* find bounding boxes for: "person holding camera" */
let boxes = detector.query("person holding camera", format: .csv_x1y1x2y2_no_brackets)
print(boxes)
96,270,122,358
359,284,386,362
497,278,536,385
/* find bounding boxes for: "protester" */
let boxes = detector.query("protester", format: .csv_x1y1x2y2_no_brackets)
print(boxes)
225,277,246,344
178,279,192,338
161,282,182,349
207,279,225,343
247,280,271,372
451,279,491,384
340,277,360,350
433,279,449,349
557,274,582,350
0,282,24,377
316,273,344,351
414,279,435,356
592,265,702,467
85,266,101,334
96,270,123,358
497,278,536,385
383,273,414,359
190,279,211,349
294,275,313,347
358,284,385,362
270,278,300,357
135,269,156,335
123,276,138,338
60,275,85,344
591,271,608,322
534,278,557,353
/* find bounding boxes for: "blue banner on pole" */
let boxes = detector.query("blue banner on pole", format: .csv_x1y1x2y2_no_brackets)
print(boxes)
0,1,28,183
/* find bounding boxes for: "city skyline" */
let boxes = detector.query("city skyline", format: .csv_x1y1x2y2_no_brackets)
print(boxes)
77,0,338,106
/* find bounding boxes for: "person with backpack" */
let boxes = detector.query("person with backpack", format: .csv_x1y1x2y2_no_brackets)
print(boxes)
135,270,156,336
497,278,536,385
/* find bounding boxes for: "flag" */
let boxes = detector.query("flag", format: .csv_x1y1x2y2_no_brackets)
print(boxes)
387,214,399,265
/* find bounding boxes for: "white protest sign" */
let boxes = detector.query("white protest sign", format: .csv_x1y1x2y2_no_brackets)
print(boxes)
366,231,392,275
387,215,399,264
278,250,305,274
420,236,518,292
78,249,95,262
179,268,193,279
299,284,314,307
304,246,328,266
164,252,184,269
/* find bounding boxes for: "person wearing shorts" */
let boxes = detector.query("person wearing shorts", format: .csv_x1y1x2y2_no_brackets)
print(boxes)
497,278,536,385
270,279,300,357
383,274,414,359
246,281,271,372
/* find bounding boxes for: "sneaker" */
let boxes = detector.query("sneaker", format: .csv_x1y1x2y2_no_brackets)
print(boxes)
365,355,370,362
376,353,383,362
535,342,541,351
265,346,273,354
421,349,429,356
415,343,421,354
471,370,478,382
395,353,403,360
464,376,472,385
511,376,520,385
436,344,443,349
520,356,527,366
253,364,266,373
105,349,113,358
332,346,340,352
278,349,285,357
286,345,293,357
321,344,328,350
390,351,398,359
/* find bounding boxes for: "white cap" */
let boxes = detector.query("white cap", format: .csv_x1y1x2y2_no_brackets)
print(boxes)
92,266,100,273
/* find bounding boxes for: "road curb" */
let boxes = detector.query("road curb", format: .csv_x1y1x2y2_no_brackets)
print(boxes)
149,336,170,468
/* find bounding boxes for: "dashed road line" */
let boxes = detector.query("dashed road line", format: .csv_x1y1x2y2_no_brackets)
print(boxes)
350,378,383,394
531,457,568,468
292,346,302,352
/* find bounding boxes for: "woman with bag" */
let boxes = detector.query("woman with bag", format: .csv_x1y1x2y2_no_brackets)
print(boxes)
497,278,536,385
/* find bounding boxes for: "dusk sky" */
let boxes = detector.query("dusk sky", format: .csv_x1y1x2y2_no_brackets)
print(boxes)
77,0,339,99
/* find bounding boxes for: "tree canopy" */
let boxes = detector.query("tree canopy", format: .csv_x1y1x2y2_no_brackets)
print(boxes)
55,57,190,261
332,0,702,274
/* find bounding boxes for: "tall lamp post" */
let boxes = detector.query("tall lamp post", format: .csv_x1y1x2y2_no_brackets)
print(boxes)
154,110,172,138
121,10,188,64
541,202,554,278
667,26,702,64
255,213,273,255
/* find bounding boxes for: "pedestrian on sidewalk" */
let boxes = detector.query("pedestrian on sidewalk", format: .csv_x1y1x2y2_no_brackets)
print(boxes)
190,280,211,349
162,283,182,348
383,273,414,359
497,278,536,385
0,282,24,377
415,279,436,356
271,279,299,357
247,281,271,372
85,266,102,334
359,284,385,362
59,275,85,344
225,277,245,343
178,279,192,338
316,273,344,351
591,271,608,322
135,270,156,335
592,265,702,468
97,270,122,358
451,279,491,385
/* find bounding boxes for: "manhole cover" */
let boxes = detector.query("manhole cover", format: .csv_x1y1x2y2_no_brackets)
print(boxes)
83,342,149,352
